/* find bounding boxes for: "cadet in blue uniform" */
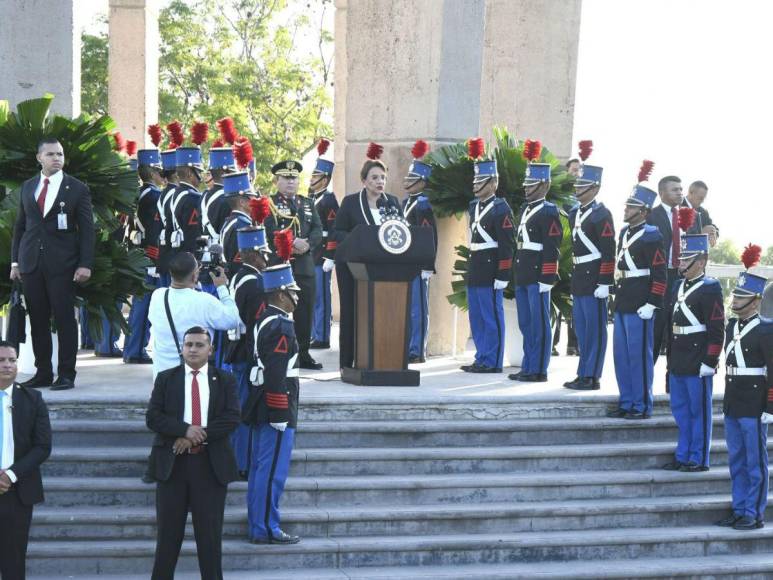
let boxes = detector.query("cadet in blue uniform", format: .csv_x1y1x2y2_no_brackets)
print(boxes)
402,140,437,364
461,139,514,373
220,171,258,274
715,268,773,530
564,163,616,390
309,139,339,350
201,147,235,244
607,185,667,419
244,261,301,545
170,147,204,257
156,148,179,286
509,158,563,382
661,234,725,471
124,148,165,364
226,226,270,479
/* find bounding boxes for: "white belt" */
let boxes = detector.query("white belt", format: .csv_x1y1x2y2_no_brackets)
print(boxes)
517,241,543,251
322,231,329,238
573,253,601,264
619,268,650,279
672,324,707,335
470,241,499,251
726,366,767,376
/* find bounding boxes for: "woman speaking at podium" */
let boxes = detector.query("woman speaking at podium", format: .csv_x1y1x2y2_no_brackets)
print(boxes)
322,142,402,370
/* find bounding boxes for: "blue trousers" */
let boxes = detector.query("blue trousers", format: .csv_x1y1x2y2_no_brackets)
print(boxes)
515,284,552,375
247,424,295,540
123,274,160,361
573,295,608,379
230,362,252,473
467,285,504,369
613,311,654,414
311,265,332,344
94,302,122,355
669,374,713,466
409,276,430,359
725,415,768,520
79,306,94,348
158,272,171,288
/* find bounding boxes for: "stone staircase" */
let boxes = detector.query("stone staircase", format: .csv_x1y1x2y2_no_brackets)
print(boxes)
29,394,773,579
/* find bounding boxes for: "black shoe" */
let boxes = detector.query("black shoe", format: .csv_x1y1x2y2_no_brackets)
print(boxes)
566,346,579,356
50,377,75,391
520,374,547,383
661,460,685,471
94,349,123,358
309,340,330,350
567,377,600,391
408,355,426,364
124,356,153,364
552,347,559,356
299,355,323,370
605,408,628,418
468,364,501,374
141,474,155,484
461,364,476,372
20,374,54,389
270,529,301,544
508,371,527,381
715,512,742,527
624,411,649,420
733,516,764,530
80,344,94,350
679,462,710,472
563,377,581,388
249,536,271,545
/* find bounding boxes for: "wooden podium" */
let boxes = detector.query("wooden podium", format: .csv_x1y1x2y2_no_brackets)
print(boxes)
337,224,435,386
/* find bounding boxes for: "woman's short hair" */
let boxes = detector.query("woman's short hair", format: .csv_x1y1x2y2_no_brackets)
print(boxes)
360,159,387,182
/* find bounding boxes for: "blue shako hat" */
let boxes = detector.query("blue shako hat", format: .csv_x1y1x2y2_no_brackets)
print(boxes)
222,171,257,198
575,164,603,187
523,163,551,186
137,149,161,168
627,185,657,208
473,160,498,183
161,149,178,171
237,226,269,252
175,146,203,169
408,160,432,180
263,263,300,293
680,234,709,257
315,158,335,175
209,147,235,171
734,272,768,297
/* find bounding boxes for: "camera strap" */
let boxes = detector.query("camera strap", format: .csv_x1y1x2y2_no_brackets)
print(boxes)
164,289,184,363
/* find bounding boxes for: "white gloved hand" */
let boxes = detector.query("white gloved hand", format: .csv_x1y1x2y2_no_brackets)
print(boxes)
322,258,335,273
637,303,656,320
761,413,773,425
421,270,433,280
270,422,288,432
538,282,553,294
699,363,716,377
493,279,508,291
593,285,610,300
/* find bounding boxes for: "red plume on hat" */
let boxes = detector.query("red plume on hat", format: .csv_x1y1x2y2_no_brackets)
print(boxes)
637,159,655,183
274,229,294,262
147,124,163,147
216,117,238,145
212,138,225,148
522,139,542,163
166,121,184,148
366,142,384,160
741,243,763,270
233,136,253,170
467,137,485,160
125,140,138,157
317,138,331,156
578,140,593,162
411,139,429,159
112,132,126,153
677,207,696,231
249,197,271,225
191,121,209,146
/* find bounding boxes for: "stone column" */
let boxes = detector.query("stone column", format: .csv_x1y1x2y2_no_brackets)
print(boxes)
108,0,159,145
0,0,81,116
334,0,581,355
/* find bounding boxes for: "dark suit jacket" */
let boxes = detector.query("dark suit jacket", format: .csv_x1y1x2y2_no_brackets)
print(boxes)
146,365,240,486
646,204,676,267
11,172,96,275
7,383,52,506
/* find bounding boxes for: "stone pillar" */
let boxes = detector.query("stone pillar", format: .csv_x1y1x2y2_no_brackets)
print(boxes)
0,0,81,117
334,0,581,355
108,0,159,145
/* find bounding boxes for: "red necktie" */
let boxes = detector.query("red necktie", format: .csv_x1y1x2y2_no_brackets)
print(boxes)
191,370,201,426
670,206,680,268
37,178,50,214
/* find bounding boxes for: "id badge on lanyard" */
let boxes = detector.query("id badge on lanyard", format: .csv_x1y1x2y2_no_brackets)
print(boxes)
57,202,68,230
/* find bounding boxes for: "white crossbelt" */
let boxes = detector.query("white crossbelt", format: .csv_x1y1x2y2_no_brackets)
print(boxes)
572,204,601,264
202,188,224,242
404,196,419,219
469,199,498,251
616,226,649,277
671,279,706,334
517,202,544,252
725,317,761,368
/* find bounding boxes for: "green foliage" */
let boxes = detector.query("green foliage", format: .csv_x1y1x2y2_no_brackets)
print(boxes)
761,245,773,266
0,96,151,340
81,18,108,118
709,239,741,265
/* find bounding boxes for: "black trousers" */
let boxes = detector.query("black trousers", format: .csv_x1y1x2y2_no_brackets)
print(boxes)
21,266,78,380
653,268,680,364
336,263,355,369
293,272,315,356
0,489,34,580
152,453,227,580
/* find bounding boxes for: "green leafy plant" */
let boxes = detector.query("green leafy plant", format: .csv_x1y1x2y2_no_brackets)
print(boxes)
0,95,151,340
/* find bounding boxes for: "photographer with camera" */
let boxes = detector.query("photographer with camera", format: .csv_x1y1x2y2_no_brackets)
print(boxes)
148,252,240,378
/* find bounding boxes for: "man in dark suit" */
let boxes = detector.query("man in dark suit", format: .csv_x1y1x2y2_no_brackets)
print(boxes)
146,326,240,580
0,340,53,580
10,137,95,391
682,180,719,246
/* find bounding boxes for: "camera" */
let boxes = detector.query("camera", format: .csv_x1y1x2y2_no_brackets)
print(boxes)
196,236,224,280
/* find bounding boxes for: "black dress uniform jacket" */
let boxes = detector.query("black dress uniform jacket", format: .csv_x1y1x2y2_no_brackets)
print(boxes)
667,275,725,375
723,315,773,418
403,193,438,272
312,190,339,266
157,183,178,274
325,190,403,260
467,195,515,287
613,223,668,313
225,265,267,364
133,183,162,265
568,200,616,296
267,193,323,279
172,182,203,255
220,210,253,270
201,183,229,241
514,199,562,287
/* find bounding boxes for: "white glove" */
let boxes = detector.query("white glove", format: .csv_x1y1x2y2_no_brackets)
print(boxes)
593,285,610,300
699,363,716,377
322,258,335,273
538,282,553,294
270,422,288,432
761,413,773,425
637,303,656,320
493,279,508,290
421,270,433,280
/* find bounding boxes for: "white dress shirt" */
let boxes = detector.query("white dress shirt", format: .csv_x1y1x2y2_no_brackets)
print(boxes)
656,202,676,265
184,364,209,427
35,170,64,217
369,207,382,224
148,285,240,377
1,384,17,483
